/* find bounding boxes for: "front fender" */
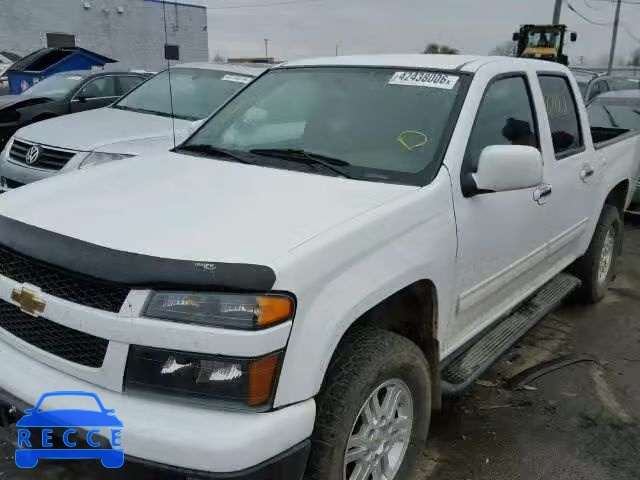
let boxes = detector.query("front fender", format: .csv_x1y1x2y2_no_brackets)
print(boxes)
272,170,457,407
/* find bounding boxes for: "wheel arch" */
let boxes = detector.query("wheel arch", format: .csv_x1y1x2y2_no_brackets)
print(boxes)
605,179,629,218
324,279,442,409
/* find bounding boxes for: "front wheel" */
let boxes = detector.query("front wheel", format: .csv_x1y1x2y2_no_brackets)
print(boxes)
571,204,622,303
306,328,431,480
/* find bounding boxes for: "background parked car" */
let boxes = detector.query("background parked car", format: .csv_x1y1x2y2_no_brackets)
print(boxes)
0,70,150,148
572,68,640,102
0,63,265,192
0,50,20,96
587,90,640,207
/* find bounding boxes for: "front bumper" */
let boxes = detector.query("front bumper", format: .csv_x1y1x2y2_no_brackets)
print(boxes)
0,341,315,475
0,156,58,191
0,389,310,479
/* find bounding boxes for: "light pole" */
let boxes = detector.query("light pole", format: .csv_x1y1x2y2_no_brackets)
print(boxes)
608,0,622,74
264,38,269,59
552,0,562,24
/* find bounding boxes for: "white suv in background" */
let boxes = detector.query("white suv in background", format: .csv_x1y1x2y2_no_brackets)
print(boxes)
0,63,265,192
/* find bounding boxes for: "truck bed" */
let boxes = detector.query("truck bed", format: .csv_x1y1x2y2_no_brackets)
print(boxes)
592,126,640,150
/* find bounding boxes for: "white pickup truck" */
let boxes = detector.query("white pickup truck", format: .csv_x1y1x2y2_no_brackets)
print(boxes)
0,55,638,479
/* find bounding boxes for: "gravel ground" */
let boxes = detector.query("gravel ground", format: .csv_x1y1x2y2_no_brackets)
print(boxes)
1,217,639,479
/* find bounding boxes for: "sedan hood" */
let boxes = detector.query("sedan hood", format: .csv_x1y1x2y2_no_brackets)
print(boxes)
16,107,191,152
0,94,51,109
0,153,415,266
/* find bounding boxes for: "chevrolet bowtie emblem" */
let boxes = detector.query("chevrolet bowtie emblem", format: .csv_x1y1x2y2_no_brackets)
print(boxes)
11,287,46,317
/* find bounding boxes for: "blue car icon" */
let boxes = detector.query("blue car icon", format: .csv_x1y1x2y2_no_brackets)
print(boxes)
15,391,123,468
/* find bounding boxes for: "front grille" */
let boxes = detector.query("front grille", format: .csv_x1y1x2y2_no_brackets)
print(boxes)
10,139,76,171
0,246,130,313
0,300,108,368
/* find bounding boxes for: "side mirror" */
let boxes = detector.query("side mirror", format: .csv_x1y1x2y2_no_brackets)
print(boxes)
571,32,578,42
512,32,520,42
465,145,542,196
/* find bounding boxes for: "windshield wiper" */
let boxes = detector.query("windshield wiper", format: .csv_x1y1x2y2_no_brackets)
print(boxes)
177,144,255,164
249,148,354,179
111,104,182,119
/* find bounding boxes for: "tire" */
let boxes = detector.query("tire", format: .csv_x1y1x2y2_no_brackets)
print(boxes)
571,204,622,303
306,327,431,480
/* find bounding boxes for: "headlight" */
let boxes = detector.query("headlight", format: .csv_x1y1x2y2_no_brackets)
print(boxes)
78,151,134,169
125,346,282,409
1,136,14,160
144,292,294,330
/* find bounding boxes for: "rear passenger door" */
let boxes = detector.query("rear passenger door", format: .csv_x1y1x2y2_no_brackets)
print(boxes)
535,73,597,268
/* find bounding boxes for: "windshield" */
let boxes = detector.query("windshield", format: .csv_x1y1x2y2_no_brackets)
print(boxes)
182,67,464,185
526,31,562,50
114,67,254,120
22,73,85,99
587,98,640,130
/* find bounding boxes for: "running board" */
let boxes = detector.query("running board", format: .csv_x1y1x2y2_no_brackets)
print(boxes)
441,273,581,395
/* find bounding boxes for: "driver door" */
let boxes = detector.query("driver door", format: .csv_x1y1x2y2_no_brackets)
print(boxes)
448,73,554,353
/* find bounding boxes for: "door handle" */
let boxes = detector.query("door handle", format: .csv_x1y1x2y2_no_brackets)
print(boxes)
580,165,595,182
533,184,552,204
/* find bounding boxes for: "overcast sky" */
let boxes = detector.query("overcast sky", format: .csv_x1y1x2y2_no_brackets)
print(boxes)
203,0,640,65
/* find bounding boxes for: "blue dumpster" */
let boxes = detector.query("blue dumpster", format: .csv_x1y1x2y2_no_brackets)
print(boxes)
7,47,116,95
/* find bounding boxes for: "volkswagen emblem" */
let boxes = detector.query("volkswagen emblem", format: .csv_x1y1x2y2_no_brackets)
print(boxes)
25,145,42,165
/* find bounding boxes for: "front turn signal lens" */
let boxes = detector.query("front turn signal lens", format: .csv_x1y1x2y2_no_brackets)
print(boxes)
248,352,281,406
256,296,294,327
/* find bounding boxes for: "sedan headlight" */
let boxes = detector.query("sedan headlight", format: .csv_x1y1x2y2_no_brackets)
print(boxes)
144,292,295,330
78,151,135,169
125,346,282,409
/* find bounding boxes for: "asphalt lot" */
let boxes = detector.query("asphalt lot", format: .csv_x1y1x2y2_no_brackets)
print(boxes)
1,216,639,479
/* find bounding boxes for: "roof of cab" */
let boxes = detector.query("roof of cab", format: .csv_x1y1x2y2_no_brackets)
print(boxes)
281,54,568,73
172,62,267,76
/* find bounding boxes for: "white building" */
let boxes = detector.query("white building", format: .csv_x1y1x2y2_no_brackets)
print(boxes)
0,0,209,72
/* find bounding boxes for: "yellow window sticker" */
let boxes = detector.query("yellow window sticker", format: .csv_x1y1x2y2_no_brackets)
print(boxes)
397,131,429,151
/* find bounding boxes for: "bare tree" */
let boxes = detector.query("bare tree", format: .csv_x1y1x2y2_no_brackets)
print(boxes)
212,51,226,63
489,41,516,57
423,43,459,55
629,48,640,67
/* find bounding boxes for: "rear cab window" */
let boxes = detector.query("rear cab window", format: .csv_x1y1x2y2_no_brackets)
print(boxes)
538,74,584,159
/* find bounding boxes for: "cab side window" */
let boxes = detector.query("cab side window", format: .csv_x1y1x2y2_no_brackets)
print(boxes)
465,75,539,171
538,75,583,158
77,77,116,99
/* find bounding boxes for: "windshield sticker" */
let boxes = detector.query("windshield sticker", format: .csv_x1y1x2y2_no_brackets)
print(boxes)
388,72,458,89
222,74,252,84
397,131,429,151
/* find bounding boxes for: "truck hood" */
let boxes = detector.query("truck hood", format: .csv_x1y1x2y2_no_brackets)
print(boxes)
0,153,415,266
16,107,192,152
